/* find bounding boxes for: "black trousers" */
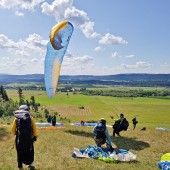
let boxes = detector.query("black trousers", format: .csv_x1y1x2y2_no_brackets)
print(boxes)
16,143,34,168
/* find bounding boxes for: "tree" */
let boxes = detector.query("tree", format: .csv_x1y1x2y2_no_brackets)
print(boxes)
26,100,30,110
30,96,40,112
30,96,35,111
18,88,25,105
0,85,9,101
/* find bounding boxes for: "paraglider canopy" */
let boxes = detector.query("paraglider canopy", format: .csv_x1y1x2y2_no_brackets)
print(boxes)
50,21,69,50
44,21,74,98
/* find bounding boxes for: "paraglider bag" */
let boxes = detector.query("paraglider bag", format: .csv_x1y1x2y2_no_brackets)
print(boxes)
113,119,129,131
122,119,129,131
16,116,34,165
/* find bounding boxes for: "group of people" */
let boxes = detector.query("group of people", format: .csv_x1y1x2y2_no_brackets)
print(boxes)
11,105,138,170
47,114,57,126
112,113,138,136
92,114,139,151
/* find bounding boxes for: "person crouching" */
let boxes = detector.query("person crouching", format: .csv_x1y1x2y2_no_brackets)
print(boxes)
93,118,116,150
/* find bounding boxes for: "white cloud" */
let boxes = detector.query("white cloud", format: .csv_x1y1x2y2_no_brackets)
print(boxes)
41,0,73,20
80,21,100,38
124,54,135,58
122,61,152,69
60,62,128,75
26,33,47,48
0,34,17,48
15,11,24,16
94,46,103,51
0,57,44,74
0,34,47,51
31,58,38,62
160,63,170,67
41,0,99,38
111,52,120,59
64,6,88,25
15,50,30,57
0,33,48,66
99,33,128,45
73,55,93,63
0,0,44,10
64,54,93,66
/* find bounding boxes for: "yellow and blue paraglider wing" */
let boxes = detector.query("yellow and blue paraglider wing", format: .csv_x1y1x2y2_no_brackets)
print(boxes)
44,21,74,98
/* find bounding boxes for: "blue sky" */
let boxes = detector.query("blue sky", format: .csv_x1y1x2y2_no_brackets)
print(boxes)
0,0,170,75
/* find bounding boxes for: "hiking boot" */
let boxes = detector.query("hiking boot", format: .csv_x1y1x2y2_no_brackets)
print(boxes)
28,165,35,170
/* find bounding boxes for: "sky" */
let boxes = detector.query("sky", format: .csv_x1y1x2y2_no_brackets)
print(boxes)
0,0,170,75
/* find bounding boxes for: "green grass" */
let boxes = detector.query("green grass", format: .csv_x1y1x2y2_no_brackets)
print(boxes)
0,90,170,169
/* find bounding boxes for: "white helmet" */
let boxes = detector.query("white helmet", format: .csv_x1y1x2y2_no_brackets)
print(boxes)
19,105,29,111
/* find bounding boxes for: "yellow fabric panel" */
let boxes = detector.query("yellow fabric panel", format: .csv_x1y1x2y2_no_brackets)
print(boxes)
11,119,17,135
50,21,68,50
161,153,170,162
31,117,38,137
52,58,61,96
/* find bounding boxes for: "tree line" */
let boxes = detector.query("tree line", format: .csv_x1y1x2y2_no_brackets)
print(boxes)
0,86,41,118
81,88,170,97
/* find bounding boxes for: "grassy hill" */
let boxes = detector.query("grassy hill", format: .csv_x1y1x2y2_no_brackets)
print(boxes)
0,90,170,169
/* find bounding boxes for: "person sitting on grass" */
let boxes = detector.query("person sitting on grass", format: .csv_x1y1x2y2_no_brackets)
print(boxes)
93,118,117,151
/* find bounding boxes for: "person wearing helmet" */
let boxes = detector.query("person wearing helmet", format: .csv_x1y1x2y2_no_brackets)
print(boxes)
93,118,116,151
11,105,38,170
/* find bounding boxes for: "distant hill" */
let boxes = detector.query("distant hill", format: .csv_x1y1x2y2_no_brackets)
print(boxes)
0,73,170,87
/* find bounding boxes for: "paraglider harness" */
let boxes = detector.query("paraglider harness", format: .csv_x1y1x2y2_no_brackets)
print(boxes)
113,118,129,132
94,122,106,140
14,110,34,165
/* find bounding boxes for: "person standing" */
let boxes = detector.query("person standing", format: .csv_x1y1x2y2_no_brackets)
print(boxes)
11,105,37,170
51,115,56,126
47,114,52,123
132,117,138,130
112,113,129,137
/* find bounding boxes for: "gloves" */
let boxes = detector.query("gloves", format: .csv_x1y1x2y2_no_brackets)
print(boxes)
32,136,37,142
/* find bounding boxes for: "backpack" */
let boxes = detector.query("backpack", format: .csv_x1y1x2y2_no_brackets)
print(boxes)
113,118,129,131
14,110,33,150
14,110,34,165
122,118,129,131
94,122,106,139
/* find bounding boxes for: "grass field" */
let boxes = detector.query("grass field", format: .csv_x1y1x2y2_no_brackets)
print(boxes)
0,89,170,170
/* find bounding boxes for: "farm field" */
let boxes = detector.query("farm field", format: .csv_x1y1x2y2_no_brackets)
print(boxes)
0,89,170,170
